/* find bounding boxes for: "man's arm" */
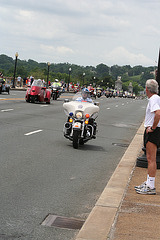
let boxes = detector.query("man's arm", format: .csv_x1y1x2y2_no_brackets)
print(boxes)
147,109,160,133
152,110,160,129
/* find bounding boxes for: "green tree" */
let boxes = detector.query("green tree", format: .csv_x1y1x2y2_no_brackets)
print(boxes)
16,66,28,78
30,68,46,79
97,76,114,88
140,70,154,87
0,54,157,90
96,63,109,78
122,81,144,95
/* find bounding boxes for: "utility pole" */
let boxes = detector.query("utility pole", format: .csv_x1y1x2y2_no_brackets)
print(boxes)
156,49,160,96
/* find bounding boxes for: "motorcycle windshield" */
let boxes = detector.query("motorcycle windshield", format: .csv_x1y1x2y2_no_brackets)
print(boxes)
72,92,93,103
32,80,44,87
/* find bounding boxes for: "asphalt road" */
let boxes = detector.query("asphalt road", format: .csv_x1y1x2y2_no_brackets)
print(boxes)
0,91,147,240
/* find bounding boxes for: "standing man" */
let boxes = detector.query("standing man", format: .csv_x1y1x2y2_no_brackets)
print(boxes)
23,76,27,88
135,79,160,194
17,76,22,87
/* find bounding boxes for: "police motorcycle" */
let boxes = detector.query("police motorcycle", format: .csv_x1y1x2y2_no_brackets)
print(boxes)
63,88,99,149
51,79,61,100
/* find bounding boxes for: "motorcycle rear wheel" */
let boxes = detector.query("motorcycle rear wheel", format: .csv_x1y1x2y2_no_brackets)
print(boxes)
73,131,79,149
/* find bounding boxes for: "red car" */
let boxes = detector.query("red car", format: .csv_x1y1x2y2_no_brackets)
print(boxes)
25,79,51,104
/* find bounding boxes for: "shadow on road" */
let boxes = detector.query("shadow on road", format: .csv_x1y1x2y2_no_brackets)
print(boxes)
66,143,107,152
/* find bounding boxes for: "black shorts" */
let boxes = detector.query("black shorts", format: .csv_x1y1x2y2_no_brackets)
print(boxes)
144,127,160,148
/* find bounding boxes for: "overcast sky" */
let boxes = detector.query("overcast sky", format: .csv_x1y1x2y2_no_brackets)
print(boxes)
1,0,160,67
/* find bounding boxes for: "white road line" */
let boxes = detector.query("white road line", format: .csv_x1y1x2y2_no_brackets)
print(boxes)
40,105,48,107
115,105,118,107
1,109,14,112
24,130,43,136
107,107,110,110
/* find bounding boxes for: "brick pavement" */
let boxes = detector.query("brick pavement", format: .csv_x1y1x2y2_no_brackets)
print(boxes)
109,166,160,240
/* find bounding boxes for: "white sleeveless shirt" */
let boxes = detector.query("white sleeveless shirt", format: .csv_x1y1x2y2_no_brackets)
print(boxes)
144,94,160,128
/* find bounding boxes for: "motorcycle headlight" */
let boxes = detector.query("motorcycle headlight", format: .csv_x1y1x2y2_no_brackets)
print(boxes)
76,112,83,119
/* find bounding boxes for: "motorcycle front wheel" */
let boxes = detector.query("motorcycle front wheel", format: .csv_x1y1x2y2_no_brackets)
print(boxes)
53,94,57,100
73,130,79,149
53,94,55,100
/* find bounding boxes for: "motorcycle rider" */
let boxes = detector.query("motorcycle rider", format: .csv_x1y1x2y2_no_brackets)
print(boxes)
76,88,93,103
76,88,97,136
52,79,61,89
51,79,62,99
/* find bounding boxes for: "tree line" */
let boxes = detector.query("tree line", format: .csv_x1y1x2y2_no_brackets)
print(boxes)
0,54,156,94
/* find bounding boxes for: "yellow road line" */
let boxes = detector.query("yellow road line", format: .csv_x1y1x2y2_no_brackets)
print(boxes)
0,98,24,101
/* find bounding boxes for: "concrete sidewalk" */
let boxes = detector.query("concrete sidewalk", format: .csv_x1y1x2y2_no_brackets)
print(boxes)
75,122,160,240
109,166,160,240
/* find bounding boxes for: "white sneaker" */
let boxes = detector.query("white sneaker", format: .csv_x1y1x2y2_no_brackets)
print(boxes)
134,181,146,190
136,184,156,195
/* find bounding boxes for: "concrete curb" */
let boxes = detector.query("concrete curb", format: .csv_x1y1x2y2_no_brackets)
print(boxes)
75,122,144,240
10,88,26,91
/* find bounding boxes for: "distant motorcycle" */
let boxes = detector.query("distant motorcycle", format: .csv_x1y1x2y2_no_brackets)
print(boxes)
63,92,99,149
73,85,80,93
25,79,51,104
0,79,10,94
51,83,61,100
90,89,96,99
96,89,102,98
51,87,61,100
87,86,96,99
